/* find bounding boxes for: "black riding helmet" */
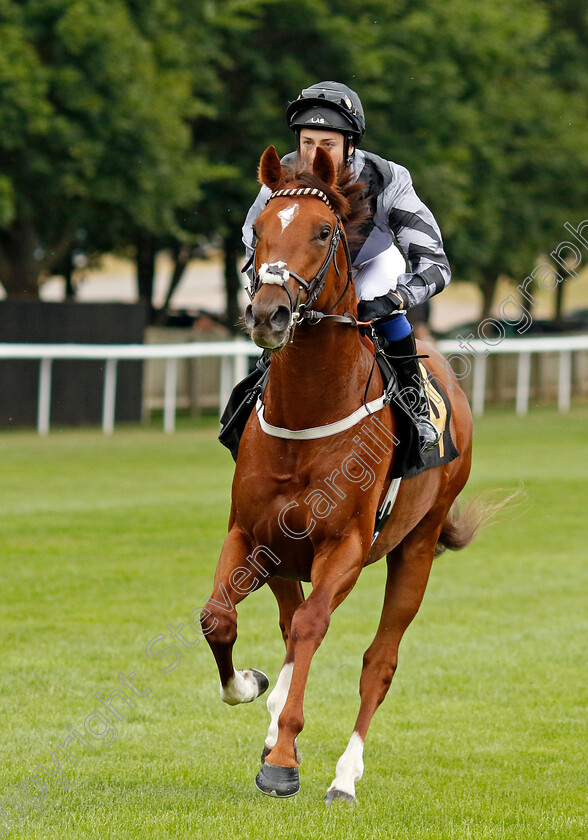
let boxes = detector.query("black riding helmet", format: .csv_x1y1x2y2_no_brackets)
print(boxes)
286,81,366,165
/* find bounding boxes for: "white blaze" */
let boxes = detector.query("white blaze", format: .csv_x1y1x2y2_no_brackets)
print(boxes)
277,203,299,232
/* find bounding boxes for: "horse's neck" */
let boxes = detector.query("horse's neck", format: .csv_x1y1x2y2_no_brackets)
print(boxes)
264,324,376,428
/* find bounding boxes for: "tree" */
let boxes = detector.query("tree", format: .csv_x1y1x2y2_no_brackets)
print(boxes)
342,0,588,319
187,0,588,326
187,0,376,331
4,0,586,327
538,0,588,321
0,0,202,298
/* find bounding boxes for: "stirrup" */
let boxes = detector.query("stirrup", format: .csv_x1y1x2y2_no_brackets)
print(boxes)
411,388,441,453
417,418,441,452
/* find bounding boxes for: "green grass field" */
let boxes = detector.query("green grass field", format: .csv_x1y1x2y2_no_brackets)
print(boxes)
1,407,586,839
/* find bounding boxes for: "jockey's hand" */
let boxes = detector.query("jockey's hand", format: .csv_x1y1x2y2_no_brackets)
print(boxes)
357,290,408,323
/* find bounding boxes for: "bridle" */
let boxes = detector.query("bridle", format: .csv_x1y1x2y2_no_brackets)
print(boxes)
243,184,397,451
242,186,358,337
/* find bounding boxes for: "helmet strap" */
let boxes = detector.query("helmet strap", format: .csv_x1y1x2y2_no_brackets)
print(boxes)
344,135,355,167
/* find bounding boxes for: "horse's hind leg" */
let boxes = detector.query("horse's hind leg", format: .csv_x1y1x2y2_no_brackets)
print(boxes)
269,577,305,651
262,579,305,763
325,527,437,804
201,526,270,705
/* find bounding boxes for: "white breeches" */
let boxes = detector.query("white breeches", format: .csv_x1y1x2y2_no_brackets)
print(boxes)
354,242,406,302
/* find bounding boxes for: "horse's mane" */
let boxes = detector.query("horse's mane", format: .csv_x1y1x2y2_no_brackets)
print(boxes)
281,163,371,253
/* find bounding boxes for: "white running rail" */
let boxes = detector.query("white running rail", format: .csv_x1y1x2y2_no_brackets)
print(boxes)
0,335,587,434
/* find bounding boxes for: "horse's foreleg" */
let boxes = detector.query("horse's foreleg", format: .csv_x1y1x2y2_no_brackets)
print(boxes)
201,526,269,705
262,579,305,762
256,533,364,797
325,526,437,804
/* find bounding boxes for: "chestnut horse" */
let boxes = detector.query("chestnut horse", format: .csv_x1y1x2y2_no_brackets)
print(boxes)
201,145,483,804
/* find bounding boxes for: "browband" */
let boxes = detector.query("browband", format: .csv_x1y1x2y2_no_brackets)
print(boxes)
267,187,335,214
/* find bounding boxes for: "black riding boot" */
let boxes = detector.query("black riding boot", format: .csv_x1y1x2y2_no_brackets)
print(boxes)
378,330,440,452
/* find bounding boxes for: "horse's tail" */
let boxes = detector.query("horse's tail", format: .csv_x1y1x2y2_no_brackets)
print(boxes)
435,486,526,557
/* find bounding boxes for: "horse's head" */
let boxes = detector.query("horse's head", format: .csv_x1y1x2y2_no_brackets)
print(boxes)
244,145,366,351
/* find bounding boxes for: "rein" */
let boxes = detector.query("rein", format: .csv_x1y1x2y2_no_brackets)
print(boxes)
242,186,357,335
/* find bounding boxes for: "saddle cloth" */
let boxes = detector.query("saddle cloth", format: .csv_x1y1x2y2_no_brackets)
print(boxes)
375,355,460,479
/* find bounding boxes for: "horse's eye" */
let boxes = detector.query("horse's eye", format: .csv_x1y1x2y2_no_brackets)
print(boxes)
318,226,331,241
252,227,258,244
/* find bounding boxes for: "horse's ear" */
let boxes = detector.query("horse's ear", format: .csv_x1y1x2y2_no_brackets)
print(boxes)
312,147,336,187
259,145,284,190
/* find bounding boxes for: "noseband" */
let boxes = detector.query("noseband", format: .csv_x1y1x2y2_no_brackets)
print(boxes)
242,187,356,333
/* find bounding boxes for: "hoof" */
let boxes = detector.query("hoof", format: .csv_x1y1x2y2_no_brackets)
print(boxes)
220,669,270,705
255,762,300,798
325,788,356,806
248,668,270,698
261,740,301,765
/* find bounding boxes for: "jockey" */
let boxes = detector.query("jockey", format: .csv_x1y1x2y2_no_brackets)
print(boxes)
243,81,451,452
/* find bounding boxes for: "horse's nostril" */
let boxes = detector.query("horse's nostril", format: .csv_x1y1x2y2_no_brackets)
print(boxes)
246,302,290,336
244,305,255,329
270,305,291,331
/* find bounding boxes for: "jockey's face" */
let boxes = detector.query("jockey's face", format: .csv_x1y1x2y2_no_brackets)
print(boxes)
299,129,352,171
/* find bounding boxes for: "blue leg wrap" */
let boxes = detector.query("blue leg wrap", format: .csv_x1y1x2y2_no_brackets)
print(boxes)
375,313,412,342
